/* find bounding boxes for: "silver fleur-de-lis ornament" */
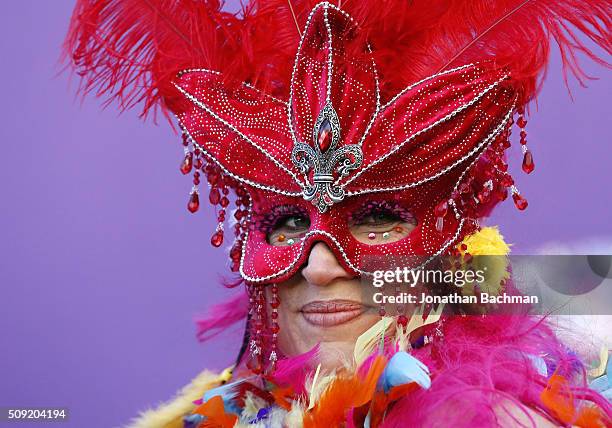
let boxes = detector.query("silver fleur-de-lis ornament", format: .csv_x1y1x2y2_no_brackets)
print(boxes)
291,103,363,213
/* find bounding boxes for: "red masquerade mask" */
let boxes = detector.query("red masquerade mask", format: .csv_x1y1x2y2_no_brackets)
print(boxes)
174,3,515,283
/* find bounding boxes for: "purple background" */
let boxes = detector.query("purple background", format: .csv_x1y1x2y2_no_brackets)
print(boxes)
0,2,610,427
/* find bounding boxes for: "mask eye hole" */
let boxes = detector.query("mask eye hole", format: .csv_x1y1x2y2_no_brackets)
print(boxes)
349,201,417,245
260,205,311,246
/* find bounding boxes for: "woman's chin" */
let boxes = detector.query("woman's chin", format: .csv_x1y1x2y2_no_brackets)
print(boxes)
316,341,356,370
282,311,380,370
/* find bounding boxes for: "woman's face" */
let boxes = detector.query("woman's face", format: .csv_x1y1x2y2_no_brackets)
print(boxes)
266,208,415,370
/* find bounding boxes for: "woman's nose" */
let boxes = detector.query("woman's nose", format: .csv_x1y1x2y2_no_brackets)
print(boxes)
301,242,352,286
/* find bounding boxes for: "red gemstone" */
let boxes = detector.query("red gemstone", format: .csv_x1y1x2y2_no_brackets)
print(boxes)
211,231,224,247
194,157,204,169
180,153,193,175
230,250,241,262
187,192,199,213
220,197,230,208
522,150,535,174
317,118,333,152
517,117,527,128
208,172,220,185
209,188,221,205
246,355,262,374
512,193,528,211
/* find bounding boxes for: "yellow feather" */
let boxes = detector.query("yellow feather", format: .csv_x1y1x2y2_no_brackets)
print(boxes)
307,364,322,410
457,226,510,297
353,316,394,366
461,226,511,256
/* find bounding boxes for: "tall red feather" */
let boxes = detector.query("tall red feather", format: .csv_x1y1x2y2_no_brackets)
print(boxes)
65,0,611,116
348,0,611,103
64,0,251,118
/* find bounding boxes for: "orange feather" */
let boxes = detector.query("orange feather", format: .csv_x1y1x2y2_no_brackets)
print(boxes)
192,395,238,428
303,356,387,427
541,374,607,428
271,386,295,411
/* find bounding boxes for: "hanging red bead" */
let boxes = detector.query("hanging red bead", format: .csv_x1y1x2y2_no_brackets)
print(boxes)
246,285,265,375
187,191,199,213
211,230,224,247
512,192,528,211
522,150,535,174
180,152,193,175
209,188,221,205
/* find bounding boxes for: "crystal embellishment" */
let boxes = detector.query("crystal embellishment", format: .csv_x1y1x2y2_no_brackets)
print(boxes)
317,118,333,152
291,103,363,213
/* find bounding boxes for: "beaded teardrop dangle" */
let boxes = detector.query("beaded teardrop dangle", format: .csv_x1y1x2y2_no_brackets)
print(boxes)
517,107,535,174
187,187,200,213
180,151,193,175
266,284,280,374
246,284,265,375
230,186,251,272
511,185,528,211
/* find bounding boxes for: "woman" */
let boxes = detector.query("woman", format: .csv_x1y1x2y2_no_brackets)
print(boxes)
65,0,611,426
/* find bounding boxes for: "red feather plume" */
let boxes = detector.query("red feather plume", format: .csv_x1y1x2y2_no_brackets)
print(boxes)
65,0,611,117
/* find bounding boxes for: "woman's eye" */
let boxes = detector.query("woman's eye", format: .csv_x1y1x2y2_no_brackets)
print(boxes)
282,215,310,230
349,203,417,244
267,214,311,246
357,211,399,226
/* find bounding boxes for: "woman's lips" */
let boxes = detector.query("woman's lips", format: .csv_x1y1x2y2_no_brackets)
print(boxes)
300,300,366,327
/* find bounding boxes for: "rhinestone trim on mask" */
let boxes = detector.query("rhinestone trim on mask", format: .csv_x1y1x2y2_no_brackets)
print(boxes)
174,82,305,190
339,73,511,189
